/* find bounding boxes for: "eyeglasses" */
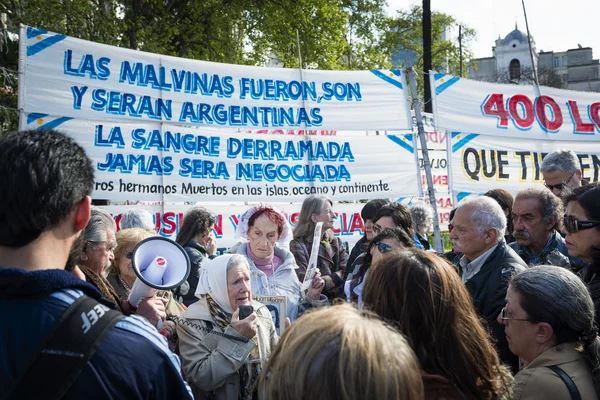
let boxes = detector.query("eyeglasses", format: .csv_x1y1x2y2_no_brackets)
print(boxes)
544,172,575,191
374,241,393,254
563,215,600,234
499,307,531,324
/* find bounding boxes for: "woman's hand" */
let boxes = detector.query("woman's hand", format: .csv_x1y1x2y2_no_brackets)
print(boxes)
307,269,325,300
206,234,217,256
230,308,259,339
136,296,168,327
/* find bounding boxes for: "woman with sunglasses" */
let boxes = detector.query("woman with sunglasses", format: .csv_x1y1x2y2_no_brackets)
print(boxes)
346,227,414,308
563,184,600,324
500,266,600,399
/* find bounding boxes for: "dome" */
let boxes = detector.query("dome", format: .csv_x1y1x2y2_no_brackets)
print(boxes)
503,24,528,45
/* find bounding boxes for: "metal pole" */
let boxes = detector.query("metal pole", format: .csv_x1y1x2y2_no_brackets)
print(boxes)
521,0,539,86
18,24,26,131
296,30,303,69
459,25,463,77
407,67,443,253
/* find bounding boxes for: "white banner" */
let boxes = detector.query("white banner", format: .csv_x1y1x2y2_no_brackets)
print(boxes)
24,116,420,202
430,72,600,140
21,26,412,131
450,133,600,203
102,203,370,249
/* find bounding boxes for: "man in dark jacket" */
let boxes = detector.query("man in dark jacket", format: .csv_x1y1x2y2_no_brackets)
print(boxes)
510,187,586,271
450,196,527,374
0,130,192,399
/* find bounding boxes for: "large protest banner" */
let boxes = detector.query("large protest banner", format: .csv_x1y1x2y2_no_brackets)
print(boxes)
450,133,600,204
103,203,369,249
430,72,600,141
23,116,420,202
20,26,412,131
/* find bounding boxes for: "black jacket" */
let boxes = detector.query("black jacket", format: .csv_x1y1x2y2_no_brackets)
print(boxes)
177,240,215,306
579,263,600,329
459,241,527,374
347,236,367,273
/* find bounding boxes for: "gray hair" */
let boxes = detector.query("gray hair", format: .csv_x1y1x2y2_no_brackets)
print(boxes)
540,149,581,174
226,254,250,272
293,195,332,240
462,197,506,241
515,188,564,230
83,206,116,242
511,266,594,345
120,209,155,231
409,201,434,235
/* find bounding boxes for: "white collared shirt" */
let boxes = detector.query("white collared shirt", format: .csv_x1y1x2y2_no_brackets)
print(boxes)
460,244,499,283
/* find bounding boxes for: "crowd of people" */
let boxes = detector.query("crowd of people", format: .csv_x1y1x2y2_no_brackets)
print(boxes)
2,129,600,400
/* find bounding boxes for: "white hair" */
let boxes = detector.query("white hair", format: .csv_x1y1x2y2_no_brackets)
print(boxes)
540,149,581,174
84,207,116,242
461,197,506,242
409,201,434,235
120,208,155,231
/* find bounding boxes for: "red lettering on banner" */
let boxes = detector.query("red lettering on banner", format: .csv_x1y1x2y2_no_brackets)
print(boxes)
591,103,600,131
213,215,223,237
332,212,342,235
481,93,509,128
535,96,563,132
162,212,177,235
508,94,535,129
568,100,596,134
114,214,122,229
348,213,365,234
289,212,300,226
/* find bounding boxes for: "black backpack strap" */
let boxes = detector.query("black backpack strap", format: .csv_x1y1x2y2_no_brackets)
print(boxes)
547,365,582,400
5,295,124,400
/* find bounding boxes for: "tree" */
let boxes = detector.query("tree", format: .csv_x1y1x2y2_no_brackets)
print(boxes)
387,5,476,101
487,65,566,89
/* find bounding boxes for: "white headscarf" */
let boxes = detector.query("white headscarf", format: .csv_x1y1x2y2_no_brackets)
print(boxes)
195,254,249,314
234,205,293,248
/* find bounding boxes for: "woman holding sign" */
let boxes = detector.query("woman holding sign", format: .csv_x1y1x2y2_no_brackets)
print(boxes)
232,206,326,322
290,195,348,300
177,254,277,400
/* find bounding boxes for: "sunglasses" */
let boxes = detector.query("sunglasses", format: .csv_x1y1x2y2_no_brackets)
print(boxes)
124,251,134,260
374,241,393,254
563,215,600,234
544,172,575,191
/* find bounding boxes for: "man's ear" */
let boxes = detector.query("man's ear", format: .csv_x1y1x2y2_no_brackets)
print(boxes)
576,169,583,181
536,322,554,344
74,195,91,232
546,215,558,231
485,228,499,244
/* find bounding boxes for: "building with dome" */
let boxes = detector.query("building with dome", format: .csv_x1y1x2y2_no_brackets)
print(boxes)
467,25,600,92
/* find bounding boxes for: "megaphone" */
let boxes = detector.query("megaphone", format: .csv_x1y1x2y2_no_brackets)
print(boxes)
128,236,190,309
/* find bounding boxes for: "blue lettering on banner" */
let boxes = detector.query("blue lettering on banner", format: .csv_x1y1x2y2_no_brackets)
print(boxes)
71,86,88,110
226,138,354,162
130,129,221,156
90,89,172,120
235,163,351,182
179,159,230,179
97,153,174,175
63,50,110,80
178,103,322,128
94,125,125,148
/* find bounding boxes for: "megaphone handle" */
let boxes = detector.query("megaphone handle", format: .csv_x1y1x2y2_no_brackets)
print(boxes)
156,319,163,330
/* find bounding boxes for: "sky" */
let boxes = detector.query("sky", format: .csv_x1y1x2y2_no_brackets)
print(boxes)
386,0,600,59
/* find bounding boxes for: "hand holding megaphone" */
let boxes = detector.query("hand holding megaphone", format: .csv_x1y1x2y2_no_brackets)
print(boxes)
127,237,191,311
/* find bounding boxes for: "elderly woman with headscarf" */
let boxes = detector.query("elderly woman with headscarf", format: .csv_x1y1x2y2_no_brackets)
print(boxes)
232,205,326,322
177,254,277,400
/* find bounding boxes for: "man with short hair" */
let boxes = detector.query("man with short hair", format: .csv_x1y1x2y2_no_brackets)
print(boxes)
541,148,584,197
0,130,191,398
450,196,527,373
510,188,575,269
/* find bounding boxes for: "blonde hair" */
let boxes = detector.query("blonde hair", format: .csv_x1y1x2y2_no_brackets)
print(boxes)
258,304,423,400
109,228,153,275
